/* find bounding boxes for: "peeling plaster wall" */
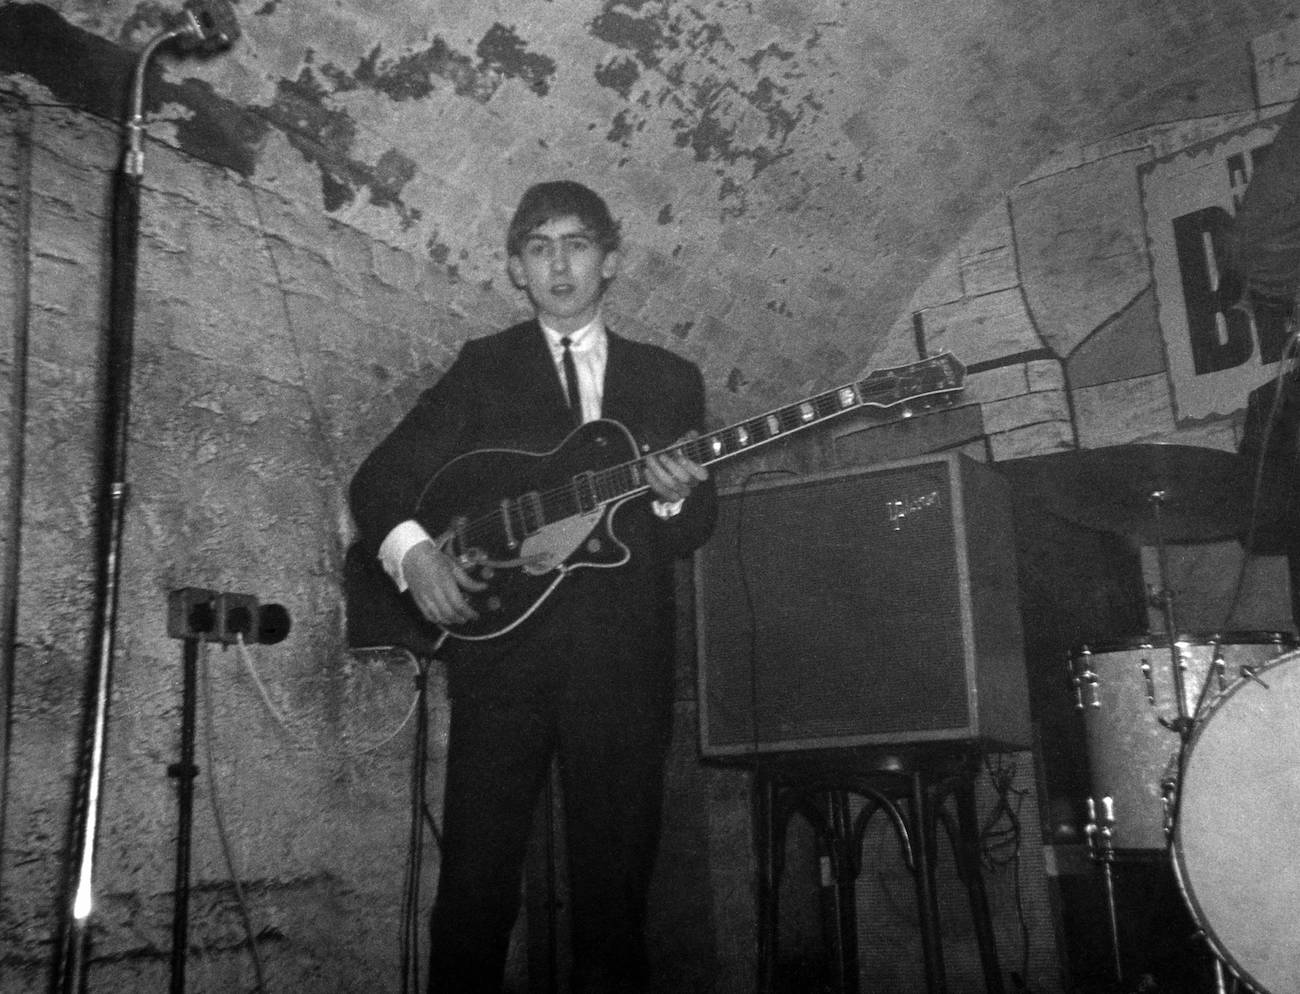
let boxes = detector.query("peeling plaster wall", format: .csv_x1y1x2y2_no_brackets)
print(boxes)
3,0,1290,430
3,1,1300,992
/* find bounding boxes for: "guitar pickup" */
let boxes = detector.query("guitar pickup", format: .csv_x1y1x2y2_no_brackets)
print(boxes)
573,471,599,513
517,491,543,536
498,498,519,550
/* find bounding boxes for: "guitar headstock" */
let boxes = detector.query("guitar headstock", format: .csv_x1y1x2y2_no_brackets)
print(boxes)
858,352,966,412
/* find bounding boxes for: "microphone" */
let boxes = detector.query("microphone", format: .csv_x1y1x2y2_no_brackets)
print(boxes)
172,0,241,54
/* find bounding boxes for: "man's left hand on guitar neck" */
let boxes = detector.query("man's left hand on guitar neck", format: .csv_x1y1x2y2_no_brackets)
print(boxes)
645,431,709,515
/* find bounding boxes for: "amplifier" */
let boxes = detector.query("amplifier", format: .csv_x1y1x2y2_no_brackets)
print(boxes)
695,452,1029,756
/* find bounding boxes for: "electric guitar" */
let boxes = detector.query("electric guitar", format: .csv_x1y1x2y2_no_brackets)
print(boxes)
414,352,965,640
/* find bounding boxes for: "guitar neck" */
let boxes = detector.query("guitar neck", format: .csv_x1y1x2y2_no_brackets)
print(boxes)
608,351,965,501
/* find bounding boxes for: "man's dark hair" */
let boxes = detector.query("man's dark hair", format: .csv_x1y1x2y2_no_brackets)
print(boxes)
506,180,622,257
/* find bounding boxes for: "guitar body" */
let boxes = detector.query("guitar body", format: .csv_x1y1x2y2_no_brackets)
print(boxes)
415,419,643,640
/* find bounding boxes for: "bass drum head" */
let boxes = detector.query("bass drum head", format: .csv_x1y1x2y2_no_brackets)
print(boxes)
1174,648,1300,994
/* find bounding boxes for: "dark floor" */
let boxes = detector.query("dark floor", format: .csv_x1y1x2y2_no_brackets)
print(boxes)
1054,859,1230,994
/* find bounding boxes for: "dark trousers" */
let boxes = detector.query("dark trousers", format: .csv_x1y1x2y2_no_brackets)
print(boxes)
427,582,675,994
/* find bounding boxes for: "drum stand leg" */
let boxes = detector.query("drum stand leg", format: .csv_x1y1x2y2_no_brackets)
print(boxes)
1100,859,1123,985
1086,799,1124,985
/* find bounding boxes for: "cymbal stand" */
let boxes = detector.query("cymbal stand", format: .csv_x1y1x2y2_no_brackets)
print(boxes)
1149,492,1239,993
1146,490,1193,735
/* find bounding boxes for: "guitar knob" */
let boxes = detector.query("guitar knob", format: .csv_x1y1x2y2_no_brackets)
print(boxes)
486,596,502,612
586,538,602,553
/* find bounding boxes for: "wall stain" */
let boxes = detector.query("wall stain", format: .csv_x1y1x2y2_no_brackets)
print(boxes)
262,66,421,225
477,23,557,96
588,1,826,213
594,55,641,99
270,24,553,220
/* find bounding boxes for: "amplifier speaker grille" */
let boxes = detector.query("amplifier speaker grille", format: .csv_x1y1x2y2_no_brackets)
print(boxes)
695,453,1029,755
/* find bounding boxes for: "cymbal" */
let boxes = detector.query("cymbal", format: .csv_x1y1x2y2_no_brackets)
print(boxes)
999,443,1253,543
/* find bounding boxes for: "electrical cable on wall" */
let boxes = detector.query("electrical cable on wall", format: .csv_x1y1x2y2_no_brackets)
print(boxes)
199,640,269,993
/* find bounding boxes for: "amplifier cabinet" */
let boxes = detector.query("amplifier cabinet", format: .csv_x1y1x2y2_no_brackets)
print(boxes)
695,452,1029,756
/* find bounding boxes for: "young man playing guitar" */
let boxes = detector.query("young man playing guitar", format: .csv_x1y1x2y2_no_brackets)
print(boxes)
348,180,717,993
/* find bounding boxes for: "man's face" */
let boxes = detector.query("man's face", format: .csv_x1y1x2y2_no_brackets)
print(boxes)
507,215,620,332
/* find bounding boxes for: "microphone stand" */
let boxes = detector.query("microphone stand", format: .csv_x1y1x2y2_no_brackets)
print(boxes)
51,7,238,992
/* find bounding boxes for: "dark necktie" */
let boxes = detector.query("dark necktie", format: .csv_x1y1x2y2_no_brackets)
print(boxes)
561,336,581,424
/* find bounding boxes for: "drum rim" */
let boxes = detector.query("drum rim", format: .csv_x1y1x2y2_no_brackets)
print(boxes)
1171,649,1300,994
1170,849,1259,993
1072,630,1296,655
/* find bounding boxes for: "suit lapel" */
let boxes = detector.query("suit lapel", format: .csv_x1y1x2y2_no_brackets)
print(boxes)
514,321,574,426
601,331,636,425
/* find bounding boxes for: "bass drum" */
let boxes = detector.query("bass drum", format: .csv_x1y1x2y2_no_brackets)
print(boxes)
1174,648,1300,994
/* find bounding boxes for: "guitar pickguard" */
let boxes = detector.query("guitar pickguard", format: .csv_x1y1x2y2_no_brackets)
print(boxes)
518,509,606,574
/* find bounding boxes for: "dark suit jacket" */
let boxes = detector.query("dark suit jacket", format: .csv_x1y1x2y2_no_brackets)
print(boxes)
346,320,717,668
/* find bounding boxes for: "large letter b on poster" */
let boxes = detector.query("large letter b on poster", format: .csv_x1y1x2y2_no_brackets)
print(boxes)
1172,206,1253,375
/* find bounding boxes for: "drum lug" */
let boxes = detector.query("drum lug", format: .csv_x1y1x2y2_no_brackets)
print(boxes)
1140,654,1157,706
1160,774,1177,841
1072,647,1099,709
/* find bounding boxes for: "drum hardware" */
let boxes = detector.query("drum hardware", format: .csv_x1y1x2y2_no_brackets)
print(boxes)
1237,664,1269,689
1069,646,1098,710
1007,443,1294,989
1085,796,1124,985
1071,632,1295,992
1158,769,1177,841
1139,655,1156,705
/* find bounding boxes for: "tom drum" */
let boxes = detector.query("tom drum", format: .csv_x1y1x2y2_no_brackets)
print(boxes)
1071,632,1293,855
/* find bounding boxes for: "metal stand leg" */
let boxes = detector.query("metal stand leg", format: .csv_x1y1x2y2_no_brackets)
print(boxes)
951,776,1005,994
1100,858,1124,986
908,771,948,993
755,771,779,994
167,638,201,994
818,791,860,994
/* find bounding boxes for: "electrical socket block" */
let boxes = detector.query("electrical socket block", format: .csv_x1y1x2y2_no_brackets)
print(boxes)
167,587,220,641
168,588,290,645
216,592,260,644
168,588,261,645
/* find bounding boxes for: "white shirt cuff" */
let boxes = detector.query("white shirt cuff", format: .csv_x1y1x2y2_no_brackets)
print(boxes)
652,499,685,520
378,520,434,591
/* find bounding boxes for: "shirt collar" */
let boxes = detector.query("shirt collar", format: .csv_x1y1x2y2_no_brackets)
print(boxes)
540,315,605,352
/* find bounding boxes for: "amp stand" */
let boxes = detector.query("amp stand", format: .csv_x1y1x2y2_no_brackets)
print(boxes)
751,746,1005,994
